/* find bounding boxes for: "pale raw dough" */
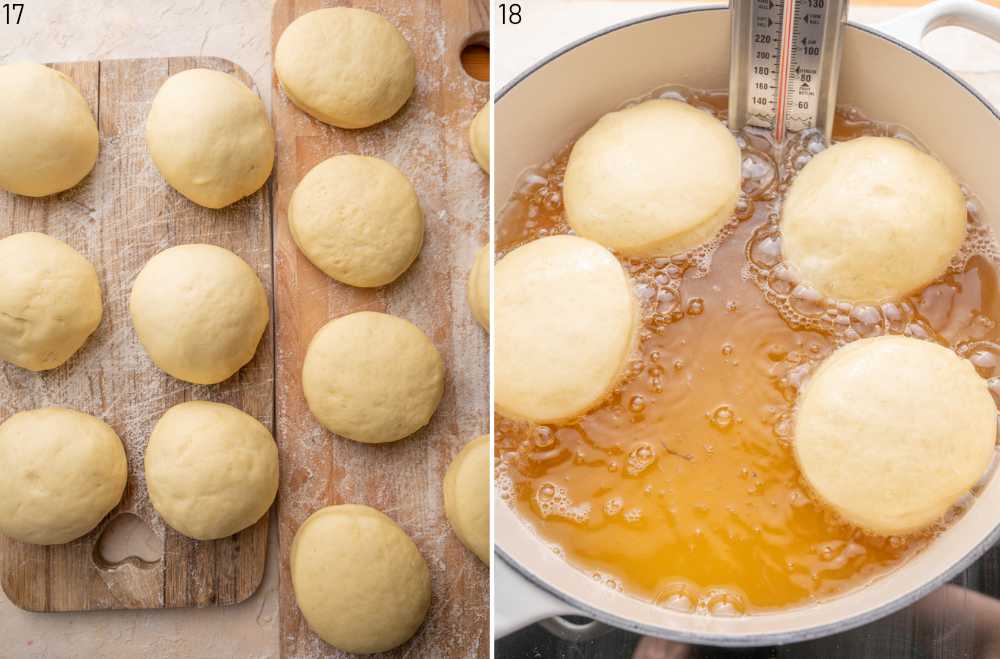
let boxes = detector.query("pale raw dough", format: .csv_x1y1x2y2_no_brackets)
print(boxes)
129,244,269,385
0,407,126,545
466,244,489,331
0,62,99,197
275,7,416,129
469,103,489,173
495,235,637,423
145,401,278,541
289,155,423,287
781,136,967,302
146,68,274,209
302,312,444,444
0,232,102,371
291,504,431,654
563,99,741,257
444,434,489,563
794,336,996,535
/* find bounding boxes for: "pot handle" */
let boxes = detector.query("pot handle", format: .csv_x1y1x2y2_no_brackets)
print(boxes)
494,552,613,641
878,0,1000,49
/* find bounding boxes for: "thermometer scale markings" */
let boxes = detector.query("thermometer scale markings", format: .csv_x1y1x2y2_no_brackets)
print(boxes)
731,0,848,141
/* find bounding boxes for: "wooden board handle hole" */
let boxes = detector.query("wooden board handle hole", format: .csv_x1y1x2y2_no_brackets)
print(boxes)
461,31,490,81
94,513,164,569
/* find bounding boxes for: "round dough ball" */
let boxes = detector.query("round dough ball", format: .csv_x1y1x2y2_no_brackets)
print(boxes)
275,8,416,129
0,232,103,371
466,244,489,330
291,505,431,653
781,136,967,303
469,103,489,173
146,68,274,209
130,244,269,385
0,62,99,197
289,155,423,287
563,99,741,257
303,312,444,444
794,336,996,535
145,401,278,540
495,235,637,423
0,408,126,545
444,435,489,563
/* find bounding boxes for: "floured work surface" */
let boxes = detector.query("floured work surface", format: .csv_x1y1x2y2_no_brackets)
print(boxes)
0,57,273,612
271,0,489,656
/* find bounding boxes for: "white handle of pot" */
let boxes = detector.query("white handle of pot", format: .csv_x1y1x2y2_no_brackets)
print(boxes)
494,552,612,641
878,0,1000,49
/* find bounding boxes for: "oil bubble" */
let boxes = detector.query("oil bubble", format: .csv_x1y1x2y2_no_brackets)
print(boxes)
741,151,776,197
764,263,796,295
604,496,624,516
849,305,883,338
657,289,680,314
533,426,554,448
773,413,794,439
789,285,826,317
627,442,656,475
629,395,647,414
959,341,1000,379
709,405,735,430
748,228,782,269
623,508,643,523
655,585,695,612
881,301,914,333
703,591,747,616
535,483,591,523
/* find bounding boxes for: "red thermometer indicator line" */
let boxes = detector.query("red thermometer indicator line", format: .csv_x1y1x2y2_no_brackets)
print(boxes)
774,0,796,142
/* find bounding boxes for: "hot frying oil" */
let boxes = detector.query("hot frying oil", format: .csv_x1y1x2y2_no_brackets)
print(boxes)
494,88,1000,613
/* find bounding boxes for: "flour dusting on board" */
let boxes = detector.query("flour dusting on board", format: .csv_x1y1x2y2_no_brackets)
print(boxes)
0,58,273,612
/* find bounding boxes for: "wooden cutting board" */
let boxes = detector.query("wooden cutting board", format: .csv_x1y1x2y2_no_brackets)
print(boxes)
0,57,273,611
271,1,489,657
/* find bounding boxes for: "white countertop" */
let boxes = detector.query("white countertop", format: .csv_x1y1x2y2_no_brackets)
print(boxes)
3,1,999,657
494,1,1000,94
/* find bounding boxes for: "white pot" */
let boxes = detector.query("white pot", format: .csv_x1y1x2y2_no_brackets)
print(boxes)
494,0,1000,645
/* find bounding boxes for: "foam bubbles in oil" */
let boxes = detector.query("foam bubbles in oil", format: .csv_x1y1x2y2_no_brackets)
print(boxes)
495,84,1000,615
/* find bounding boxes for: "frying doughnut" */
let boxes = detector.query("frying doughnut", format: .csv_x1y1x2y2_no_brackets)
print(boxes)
794,335,996,535
781,137,966,302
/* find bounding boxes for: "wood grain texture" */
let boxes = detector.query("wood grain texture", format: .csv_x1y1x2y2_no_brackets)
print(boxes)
0,57,274,612
271,1,489,657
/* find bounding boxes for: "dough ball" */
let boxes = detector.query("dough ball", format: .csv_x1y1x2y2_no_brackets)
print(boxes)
495,235,637,423
275,8,416,129
469,103,489,173
0,62,99,197
0,232,102,371
0,407,126,545
146,68,274,209
444,434,489,563
466,244,489,331
130,244,269,385
781,136,967,303
794,336,996,535
563,99,741,257
289,155,423,287
145,401,278,540
291,505,430,653
302,312,444,444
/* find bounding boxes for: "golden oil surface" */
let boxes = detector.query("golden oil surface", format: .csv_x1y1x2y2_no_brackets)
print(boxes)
494,88,1000,614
